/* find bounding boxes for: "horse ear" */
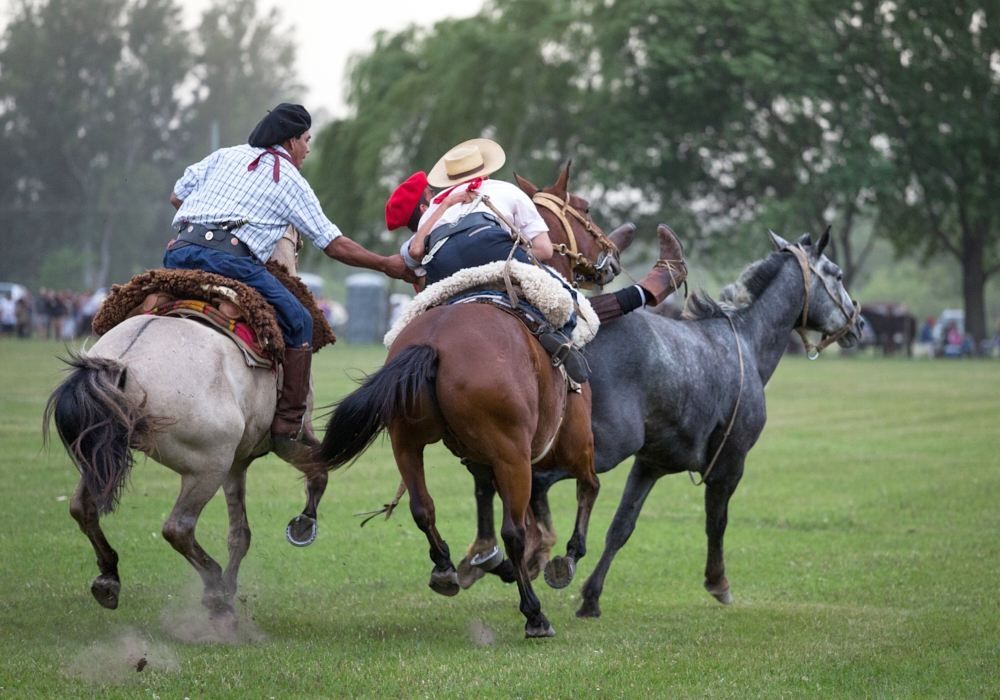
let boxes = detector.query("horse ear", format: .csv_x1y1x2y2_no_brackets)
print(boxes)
816,226,831,256
514,172,538,198
553,160,571,199
768,229,791,250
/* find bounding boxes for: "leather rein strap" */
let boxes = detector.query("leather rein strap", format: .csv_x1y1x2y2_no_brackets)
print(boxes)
532,192,619,288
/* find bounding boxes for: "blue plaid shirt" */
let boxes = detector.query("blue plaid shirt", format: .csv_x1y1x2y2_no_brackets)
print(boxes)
171,144,341,261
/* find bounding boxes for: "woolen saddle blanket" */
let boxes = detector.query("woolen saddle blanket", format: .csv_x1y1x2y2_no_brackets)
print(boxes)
92,264,336,365
383,260,600,350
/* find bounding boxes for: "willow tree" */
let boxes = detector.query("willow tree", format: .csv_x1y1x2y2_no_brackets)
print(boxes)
309,0,598,248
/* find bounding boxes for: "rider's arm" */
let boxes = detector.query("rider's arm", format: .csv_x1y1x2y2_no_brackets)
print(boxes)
529,231,554,261
170,193,183,210
324,237,416,282
407,189,475,261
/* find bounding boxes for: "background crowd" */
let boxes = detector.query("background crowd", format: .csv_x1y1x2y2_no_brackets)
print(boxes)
0,288,106,341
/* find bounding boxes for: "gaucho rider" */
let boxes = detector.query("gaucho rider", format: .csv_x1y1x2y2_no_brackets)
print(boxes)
166,103,415,453
386,139,688,375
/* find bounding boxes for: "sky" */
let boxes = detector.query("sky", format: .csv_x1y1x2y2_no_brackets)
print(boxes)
179,0,484,119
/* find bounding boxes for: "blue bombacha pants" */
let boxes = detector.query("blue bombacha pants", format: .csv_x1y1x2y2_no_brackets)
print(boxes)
163,244,313,348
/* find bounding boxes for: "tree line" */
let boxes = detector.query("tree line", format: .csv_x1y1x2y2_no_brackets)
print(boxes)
310,0,1000,345
0,0,300,291
3,0,997,344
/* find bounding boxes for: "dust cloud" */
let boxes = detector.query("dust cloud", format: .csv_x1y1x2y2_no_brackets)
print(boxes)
65,628,179,685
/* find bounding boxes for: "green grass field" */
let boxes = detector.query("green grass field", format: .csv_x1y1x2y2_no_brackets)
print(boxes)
1,338,998,698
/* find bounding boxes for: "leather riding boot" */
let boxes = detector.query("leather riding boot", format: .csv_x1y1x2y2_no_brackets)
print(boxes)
637,224,687,306
272,347,313,440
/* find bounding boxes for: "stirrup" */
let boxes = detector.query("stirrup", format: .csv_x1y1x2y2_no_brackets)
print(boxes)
538,332,589,383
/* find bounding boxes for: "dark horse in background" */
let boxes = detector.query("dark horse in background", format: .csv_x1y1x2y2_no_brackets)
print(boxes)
465,229,862,618
859,303,916,356
308,166,633,638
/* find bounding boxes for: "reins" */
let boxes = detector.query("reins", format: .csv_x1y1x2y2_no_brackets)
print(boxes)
689,312,744,486
689,242,860,486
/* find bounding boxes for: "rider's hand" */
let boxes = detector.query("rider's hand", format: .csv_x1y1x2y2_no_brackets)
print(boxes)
443,188,476,207
383,254,419,283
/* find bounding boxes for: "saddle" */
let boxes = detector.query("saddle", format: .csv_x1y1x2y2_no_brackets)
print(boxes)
384,260,599,350
92,263,335,367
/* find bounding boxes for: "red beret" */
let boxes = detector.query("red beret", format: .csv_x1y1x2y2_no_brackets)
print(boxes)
385,172,429,231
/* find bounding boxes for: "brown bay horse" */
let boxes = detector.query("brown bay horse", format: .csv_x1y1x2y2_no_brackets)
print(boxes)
308,166,630,637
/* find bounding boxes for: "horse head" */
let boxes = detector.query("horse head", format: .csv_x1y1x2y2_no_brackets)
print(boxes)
768,228,864,354
515,163,634,289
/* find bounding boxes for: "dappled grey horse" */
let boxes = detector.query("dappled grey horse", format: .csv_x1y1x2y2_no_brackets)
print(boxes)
464,229,862,617
44,228,324,625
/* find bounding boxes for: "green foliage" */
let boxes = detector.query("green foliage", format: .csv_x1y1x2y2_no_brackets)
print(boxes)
0,0,299,289
4,341,1000,696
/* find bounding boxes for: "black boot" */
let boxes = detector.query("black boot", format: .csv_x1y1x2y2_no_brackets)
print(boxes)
538,331,589,383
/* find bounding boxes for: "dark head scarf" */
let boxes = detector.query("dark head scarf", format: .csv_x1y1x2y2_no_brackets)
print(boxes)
248,104,311,148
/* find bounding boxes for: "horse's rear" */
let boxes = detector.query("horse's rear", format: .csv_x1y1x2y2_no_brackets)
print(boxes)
312,302,597,637
46,315,275,618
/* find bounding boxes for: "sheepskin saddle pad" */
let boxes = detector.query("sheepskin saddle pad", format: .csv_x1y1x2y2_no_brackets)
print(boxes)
92,263,336,366
383,260,600,350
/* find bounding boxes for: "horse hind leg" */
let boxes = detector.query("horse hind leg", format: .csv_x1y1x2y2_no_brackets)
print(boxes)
457,462,516,589
494,463,555,638
392,438,460,597
577,458,660,619
161,471,232,620
69,479,122,609
221,464,252,609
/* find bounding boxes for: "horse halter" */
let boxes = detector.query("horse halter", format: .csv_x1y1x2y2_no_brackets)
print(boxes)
781,243,861,360
532,192,619,289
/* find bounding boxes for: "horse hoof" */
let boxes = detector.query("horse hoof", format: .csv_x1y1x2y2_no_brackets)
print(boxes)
711,589,734,605
91,575,121,610
286,515,317,547
705,580,733,605
428,569,460,597
469,545,504,571
525,621,556,638
457,556,487,590
576,598,601,619
543,556,576,589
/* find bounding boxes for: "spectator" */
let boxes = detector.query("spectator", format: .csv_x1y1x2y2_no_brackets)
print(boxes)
0,292,15,336
78,290,102,337
34,286,50,339
46,290,65,340
15,294,32,338
914,317,935,359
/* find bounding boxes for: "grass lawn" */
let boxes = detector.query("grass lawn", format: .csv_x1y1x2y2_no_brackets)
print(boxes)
1,337,998,698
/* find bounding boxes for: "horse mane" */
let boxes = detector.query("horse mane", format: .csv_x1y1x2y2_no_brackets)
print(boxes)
683,251,787,321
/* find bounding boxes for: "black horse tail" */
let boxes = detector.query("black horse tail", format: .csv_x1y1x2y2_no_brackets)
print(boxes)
44,353,155,515
311,344,438,473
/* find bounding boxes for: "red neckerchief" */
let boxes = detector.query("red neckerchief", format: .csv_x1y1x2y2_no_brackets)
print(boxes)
247,147,295,182
432,177,484,204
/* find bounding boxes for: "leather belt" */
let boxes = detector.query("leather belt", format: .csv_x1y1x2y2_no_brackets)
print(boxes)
170,222,254,258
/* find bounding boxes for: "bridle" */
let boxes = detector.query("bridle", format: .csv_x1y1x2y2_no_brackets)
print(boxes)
532,191,619,289
781,242,861,360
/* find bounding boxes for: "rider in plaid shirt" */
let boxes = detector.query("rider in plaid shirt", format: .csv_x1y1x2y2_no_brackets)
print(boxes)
165,103,415,454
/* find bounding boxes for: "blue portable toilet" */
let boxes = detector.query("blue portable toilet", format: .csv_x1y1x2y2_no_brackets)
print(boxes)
345,273,387,344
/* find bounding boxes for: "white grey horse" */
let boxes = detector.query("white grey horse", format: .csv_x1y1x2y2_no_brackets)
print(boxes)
44,229,322,623
465,230,863,616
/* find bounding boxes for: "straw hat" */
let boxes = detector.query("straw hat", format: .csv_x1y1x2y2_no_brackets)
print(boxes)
427,138,506,188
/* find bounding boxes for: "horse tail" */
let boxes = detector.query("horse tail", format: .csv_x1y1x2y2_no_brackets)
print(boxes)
311,344,438,473
44,352,155,515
